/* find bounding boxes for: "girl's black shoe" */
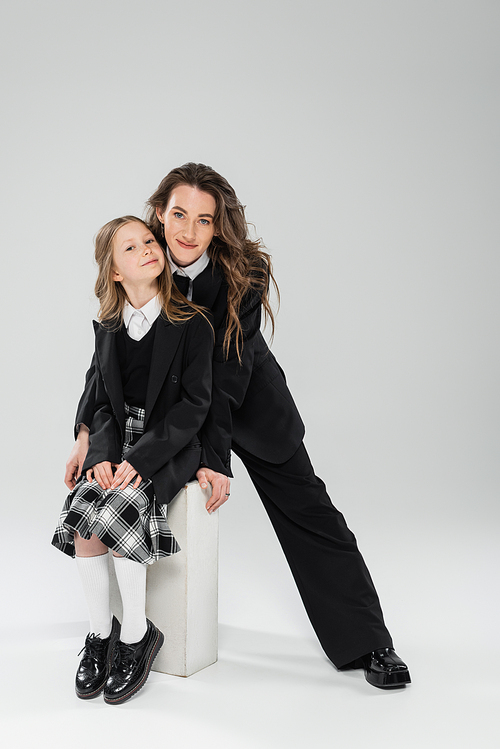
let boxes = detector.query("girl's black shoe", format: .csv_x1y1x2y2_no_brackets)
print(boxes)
75,616,121,699
103,619,164,704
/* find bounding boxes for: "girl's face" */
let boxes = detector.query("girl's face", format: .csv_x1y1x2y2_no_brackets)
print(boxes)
112,221,165,291
157,184,216,267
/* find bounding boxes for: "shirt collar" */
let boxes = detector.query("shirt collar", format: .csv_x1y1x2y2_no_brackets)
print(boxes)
166,246,210,281
123,294,162,330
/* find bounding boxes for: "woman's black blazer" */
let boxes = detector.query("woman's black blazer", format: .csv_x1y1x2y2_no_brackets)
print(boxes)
75,262,305,476
81,312,214,504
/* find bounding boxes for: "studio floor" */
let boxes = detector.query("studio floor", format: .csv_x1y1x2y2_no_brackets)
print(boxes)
3,461,499,748
1,619,497,749
2,476,499,749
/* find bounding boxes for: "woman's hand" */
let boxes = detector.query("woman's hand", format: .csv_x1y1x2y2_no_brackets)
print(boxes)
86,461,116,490
196,467,231,514
110,460,143,491
65,426,90,489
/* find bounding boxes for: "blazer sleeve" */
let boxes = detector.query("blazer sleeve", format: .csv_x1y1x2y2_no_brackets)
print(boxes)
74,354,97,437
124,314,215,480
82,359,122,472
199,279,263,475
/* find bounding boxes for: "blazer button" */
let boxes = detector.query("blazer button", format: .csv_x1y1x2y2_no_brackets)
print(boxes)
171,375,178,383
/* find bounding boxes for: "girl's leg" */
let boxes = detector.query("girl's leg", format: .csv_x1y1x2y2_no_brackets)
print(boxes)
104,557,163,704
111,554,147,643
95,482,164,702
73,533,120,700
74,532,112,639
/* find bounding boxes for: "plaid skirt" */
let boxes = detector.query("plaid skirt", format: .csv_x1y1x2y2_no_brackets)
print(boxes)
51,404,180,564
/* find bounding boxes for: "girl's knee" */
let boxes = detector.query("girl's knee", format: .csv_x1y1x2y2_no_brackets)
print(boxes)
74,532,109,557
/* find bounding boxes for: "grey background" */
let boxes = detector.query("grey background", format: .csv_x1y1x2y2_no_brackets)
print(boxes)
1,1,498,746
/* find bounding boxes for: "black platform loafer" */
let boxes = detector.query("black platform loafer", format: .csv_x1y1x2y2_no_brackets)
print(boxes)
75,616,120,699
103,619,164,705
360,647,411,689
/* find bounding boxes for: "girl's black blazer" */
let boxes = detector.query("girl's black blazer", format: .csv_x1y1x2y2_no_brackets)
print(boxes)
81,312,214,505
76,261,305,476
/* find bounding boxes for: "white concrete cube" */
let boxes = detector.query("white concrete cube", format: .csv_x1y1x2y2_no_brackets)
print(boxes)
108,480,219,677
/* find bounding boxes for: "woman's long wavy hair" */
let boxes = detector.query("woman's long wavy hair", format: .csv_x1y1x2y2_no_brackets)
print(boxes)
94,215,205,328
145,163,278,360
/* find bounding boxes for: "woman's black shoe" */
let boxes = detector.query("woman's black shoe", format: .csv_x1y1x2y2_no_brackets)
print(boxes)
103,619,164,704
359,647,411,689
75,616,121,699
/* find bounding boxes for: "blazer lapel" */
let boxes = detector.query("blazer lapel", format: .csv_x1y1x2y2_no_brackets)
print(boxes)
93,321,125,428
144,316,186,426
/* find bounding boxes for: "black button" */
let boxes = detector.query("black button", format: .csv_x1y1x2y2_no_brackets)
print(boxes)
171,375,178,383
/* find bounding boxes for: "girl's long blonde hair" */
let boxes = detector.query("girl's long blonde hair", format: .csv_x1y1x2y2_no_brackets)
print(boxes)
145,163,278,360
94,216,204,328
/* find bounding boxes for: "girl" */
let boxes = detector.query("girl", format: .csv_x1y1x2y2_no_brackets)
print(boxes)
53,215,217,704
67,165,411,690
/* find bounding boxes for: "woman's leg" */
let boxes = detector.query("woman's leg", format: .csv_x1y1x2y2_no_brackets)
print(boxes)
232,441,393,668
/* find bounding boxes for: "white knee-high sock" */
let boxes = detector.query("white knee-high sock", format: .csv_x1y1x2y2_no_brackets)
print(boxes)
75,553,112,639
112,556,147,644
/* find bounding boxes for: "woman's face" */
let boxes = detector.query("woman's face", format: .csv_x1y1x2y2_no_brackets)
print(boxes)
157,184,216,267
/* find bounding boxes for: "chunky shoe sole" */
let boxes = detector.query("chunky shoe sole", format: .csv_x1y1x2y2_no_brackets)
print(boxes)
365,669,411,689
344,651,411,690
103,627,164,705
76,677,108,700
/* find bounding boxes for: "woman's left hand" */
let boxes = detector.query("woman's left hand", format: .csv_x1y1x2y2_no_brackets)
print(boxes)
196,467,231,513
110,460,142,491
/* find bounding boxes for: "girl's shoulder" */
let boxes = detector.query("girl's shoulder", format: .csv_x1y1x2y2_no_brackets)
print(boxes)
162,306,214,336
92,318,123,332
187,308,214,334
181,310,214,350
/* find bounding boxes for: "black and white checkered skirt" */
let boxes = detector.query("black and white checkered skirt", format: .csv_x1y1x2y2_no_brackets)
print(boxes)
51,404,180,564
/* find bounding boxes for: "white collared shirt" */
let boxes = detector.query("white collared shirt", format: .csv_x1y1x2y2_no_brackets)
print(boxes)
166,246,210,301
123,295,162,341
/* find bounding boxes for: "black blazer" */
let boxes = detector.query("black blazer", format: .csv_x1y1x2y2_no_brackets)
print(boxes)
191,262,305,466
75,261,305,473
81,312,215,504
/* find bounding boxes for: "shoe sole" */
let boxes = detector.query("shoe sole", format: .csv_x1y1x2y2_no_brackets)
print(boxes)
76,678,107,700
103,628,164,705
365,670,411,689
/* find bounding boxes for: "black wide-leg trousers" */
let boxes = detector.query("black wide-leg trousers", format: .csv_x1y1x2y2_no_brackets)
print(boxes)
232,441,393,668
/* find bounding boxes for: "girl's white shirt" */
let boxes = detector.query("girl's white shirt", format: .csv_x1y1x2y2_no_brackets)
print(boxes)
123,295,162,341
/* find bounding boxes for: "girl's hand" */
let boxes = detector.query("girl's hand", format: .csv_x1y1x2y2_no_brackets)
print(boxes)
65,426,90,489
86,461,116,490
110,460,142,491
196,467,231,514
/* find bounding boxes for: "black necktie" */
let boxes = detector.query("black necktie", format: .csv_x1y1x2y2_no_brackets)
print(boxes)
174,273,190,298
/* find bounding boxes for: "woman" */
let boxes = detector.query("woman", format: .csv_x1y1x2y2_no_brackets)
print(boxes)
66,163,411,689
